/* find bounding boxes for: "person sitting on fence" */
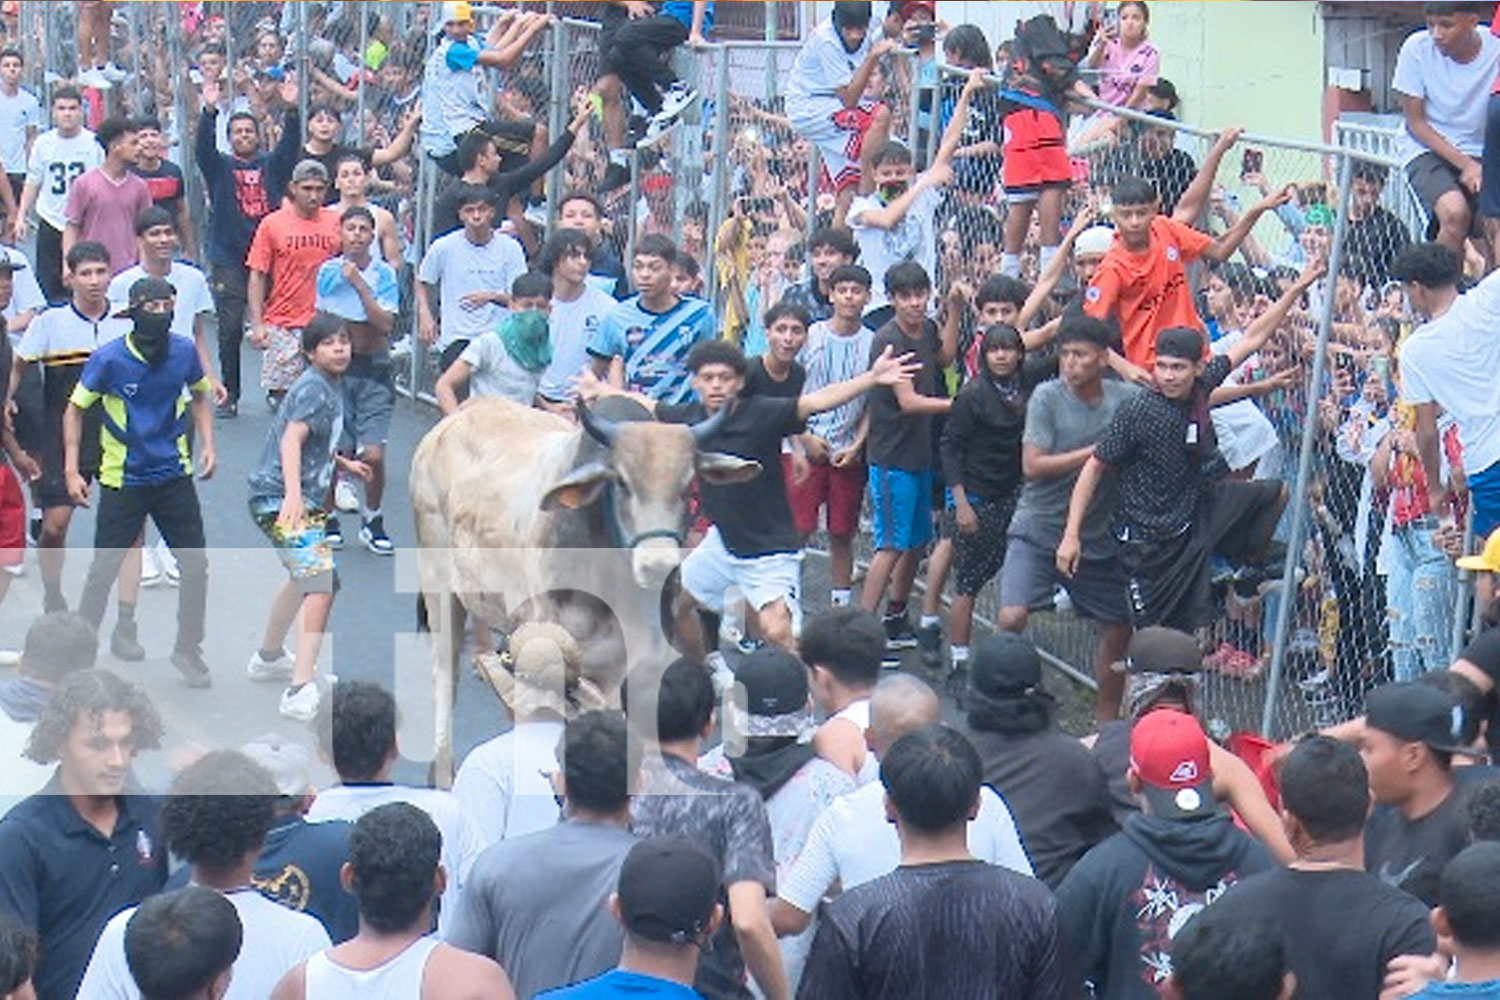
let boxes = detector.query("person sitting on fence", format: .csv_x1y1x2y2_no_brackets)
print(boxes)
596,1,705,165
786,1,897,227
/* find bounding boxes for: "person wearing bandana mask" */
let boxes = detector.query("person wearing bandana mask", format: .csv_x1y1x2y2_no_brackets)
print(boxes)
64,276,217,689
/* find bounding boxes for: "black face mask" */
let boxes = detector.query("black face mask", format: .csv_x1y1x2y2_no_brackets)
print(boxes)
132,311,172,365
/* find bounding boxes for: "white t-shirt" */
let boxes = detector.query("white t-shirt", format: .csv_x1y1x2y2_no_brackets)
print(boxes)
829,699,880,787
3,251,45,327
788,17,872,125
452,719,564,854
108,262,214,340
538,286,616,402
800,321,876,452
1399,268,1500,475
417,228,527,350
307,783,480,936
458,332,542,405
0,86,40,176
25,128,102,231
1208,330,1278,473
776,780,1034,914
1391,28,1500,165
76,886,330,1000
849,184,942,312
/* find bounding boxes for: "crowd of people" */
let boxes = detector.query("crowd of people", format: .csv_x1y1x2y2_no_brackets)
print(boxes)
3,0,1500,998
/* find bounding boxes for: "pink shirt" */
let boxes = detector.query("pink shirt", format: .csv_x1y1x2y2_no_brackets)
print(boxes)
64,167,152,275
1098,38,1160,107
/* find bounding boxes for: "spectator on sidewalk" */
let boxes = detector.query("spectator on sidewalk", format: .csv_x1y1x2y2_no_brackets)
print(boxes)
15,88,99,303
0,48,38,235
61,117,150,276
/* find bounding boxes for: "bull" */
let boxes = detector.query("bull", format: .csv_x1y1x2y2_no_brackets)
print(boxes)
410,394,759,785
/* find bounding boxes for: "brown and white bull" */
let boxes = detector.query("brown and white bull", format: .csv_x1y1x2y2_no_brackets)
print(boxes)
410,394,759,784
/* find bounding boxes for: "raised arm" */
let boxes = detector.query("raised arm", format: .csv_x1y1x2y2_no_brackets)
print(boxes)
1223,261,1322,369
1201,183,1295,264
796,345,918,420
1172,126,1242,226
836,38,899,109
1019,205,1097,328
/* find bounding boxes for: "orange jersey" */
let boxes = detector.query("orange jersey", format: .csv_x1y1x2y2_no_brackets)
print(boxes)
1083,216,1214,368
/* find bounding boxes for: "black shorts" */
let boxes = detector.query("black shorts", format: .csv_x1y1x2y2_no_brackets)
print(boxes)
1482,94,1500,219
944,493,1018,597
1408,151,1482,237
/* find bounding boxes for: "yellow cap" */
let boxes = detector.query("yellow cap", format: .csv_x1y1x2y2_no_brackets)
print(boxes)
1458,528,1500,573
444,1,474,24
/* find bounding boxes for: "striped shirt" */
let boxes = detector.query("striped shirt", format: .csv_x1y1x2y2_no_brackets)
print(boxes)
16,303,130,445
587,294,714,406
799,321,874,452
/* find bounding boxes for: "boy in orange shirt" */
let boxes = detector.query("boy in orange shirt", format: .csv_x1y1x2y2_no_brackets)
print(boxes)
1084,176,1293,383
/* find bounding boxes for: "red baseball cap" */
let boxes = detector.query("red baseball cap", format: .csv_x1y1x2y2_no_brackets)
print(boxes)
897,0,937,20
1130,710,1217,819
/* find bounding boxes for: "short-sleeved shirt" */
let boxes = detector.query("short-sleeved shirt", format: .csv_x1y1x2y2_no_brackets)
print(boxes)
658,396,805,557
1084,216,1214,369
70,334,209,488
1364,785,1473,907
131,158,186,218
247,366,344,504
799,322,874,452
631,753,777,1000
865,319,944,472
586,294,715,406
742,357,806,400
0,86,41,176
849,185,942,312
538,285,617,402
245,206,342,330
419,36,491,159
1391,28,1500,165
108,262,214,341
16,303,130,453
64,168,153,274
1094,355,1232,540
458,332,543,406
539,970,705,1000
315,255,399,325
787,17,873,123
25,128,101,232
1097,39,1160,107
452,719,564,853
0,784,167,1000
417,228,528,350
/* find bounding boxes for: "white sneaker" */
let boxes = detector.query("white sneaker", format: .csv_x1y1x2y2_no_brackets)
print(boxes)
334,479,361,513
279,683,321,722
706,651,735,696
0,650,19,668
77,68,112,90
100,62,129,83
656,83,697,123
247,648,295,682
139,543,165,588
3,562,22,578
155,539,180,586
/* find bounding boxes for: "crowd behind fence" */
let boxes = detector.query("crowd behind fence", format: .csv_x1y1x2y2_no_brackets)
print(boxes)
0,1,1467,740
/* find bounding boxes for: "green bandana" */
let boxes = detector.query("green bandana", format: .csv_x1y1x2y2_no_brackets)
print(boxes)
499,310,552,372
1304,203,1336,229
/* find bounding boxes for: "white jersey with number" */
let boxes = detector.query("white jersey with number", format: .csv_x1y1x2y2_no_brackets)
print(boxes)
25,128,102,231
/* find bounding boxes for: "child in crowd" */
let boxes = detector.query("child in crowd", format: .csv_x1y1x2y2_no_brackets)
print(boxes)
435,271,554,414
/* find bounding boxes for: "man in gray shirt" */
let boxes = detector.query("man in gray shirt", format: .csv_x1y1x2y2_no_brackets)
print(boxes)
996,314,1137,722
445,711,638,997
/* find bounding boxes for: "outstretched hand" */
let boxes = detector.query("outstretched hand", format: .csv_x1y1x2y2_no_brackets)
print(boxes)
868,345,921,386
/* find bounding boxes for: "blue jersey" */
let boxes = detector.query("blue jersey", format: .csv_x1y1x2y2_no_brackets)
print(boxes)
587,295,715,406
661,1,713,34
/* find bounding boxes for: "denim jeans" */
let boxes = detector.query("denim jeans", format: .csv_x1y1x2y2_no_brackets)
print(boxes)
1387,518,1456,682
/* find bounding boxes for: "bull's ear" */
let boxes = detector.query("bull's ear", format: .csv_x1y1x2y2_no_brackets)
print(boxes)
696,453,762,485
541,463,614,511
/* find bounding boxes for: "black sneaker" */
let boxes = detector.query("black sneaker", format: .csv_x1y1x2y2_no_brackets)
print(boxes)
110,621,145,662
216,400,238,419
946,665,970,709
359,516,394,556
171,648,212,689
27,514,41,545
325,516,345,550
884,613,918,650
600,161,630,194
917,623,943,670
881,647,904,670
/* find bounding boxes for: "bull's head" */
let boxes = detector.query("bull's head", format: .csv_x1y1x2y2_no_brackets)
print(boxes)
541,403,761,587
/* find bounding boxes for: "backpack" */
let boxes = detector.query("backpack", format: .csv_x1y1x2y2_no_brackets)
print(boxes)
1007,14,1090,103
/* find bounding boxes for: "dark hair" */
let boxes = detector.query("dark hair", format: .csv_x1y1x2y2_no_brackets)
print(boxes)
95,116,138,151
634,234,678,267
763,301,811,332
884,260,932,297
808,225,858,259
1417,670,1485,748
456,130,497,174
979,324,1025,365
66,241,111,272
1171,908,1287,1000
1120,0,1151,22
828,264,873,291
25,668,162,764
0,913,36,996
124,888,242,1000
51,85,82,107
301,312,348,354
870,140,913,169
1147,78,1180,112
0,48,23,67
832,0,874,30
674,255,702,280
1351,160,1389,187
1210,261,1258,303
976,274,1029,310
133,115,163,134
1390,242,1463,290
325,680,397,782
511,270,554,301
1423,2,1489,16
340,204,376,229
942,24,993,68
308,102,342,122
452,183,496,213
880,725,983,833
1112,176,1159,207
135,205,177,236
160,750,278,871
349,802,442,934
333,151,371,175
561,711,635,815
560,190,605,218
1439,842,1500,949
1470,781,1500,842
1279,736,1369,844
227,110,261,134
540,229,592,275
199,43,227,59
628,657,715,744
800,608,884,689
1056,312,1115,349
684,338,748,376
20,612,98,685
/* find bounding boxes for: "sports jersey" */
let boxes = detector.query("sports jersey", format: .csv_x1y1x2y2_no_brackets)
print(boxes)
16,303,129,468
1083,215,1214,370
246,206,342,330
131,158,186,218
25,128,102,231
70,334,209,489
315,255,399,325
586,294,714,406
108,262,214,341
538,285,617,402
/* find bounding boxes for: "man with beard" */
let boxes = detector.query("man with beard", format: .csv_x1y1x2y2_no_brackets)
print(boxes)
64,277,217,688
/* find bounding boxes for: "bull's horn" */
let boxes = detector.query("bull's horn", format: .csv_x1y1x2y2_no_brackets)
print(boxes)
578,401,621,446
689,403,730,445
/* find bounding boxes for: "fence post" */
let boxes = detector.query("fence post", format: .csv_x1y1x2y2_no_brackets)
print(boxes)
296,3,310,146
545,15,568,218
803,143,821,254
1261,151,1357,738
126,1,146,116
625,147,641,277
1452,507,1477,661
356,0,369,145
704,45,730,308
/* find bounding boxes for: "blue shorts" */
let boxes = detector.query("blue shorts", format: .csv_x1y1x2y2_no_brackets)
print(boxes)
869,465,934,552
1470,459,1500,538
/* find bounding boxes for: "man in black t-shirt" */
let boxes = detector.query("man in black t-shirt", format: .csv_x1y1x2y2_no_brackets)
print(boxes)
583,337,916,653
1212,737,1435,998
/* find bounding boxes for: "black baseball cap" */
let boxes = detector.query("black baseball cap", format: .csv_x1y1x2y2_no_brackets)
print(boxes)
113,275,175,317
1365,682,1473,756
618,837,720,944
729,646,813,739
1123,628,1203,675
970,633,1042,698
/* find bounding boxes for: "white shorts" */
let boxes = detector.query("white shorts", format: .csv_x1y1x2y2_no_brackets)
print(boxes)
682,526,803,619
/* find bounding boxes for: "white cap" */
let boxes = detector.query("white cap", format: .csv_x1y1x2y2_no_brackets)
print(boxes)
1074,225,1116,259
